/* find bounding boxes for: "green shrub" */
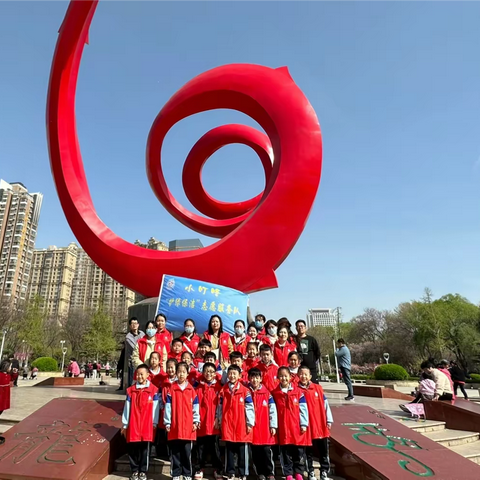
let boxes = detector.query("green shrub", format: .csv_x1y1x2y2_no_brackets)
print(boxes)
374,364,409,381
31,357,58,372
469,374,480,382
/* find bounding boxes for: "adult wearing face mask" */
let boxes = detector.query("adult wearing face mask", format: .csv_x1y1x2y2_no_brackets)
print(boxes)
262,320,278,347
253,314,266,340
131,321,168,375
180,318,201,355
231,319,252,357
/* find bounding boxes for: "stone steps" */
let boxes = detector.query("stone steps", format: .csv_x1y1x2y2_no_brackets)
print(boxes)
105,475,346,480
387,411,480,464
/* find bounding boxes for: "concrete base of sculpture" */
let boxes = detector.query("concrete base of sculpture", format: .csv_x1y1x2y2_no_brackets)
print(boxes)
352,384,414,401
34,377,85,387
329,404,480,479
0,398,125,479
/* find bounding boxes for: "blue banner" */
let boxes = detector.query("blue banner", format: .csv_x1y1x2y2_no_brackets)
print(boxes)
156,275,249,335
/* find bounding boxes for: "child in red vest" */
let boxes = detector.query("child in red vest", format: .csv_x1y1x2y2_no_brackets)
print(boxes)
122,364,160,480
169,338,184,362
215,365,255,480
155,358,178,459
194,362,223,480
164,362,200,480
298,366,333,480
258,344,279,391
244,342,260,372
247,367,277,480
222,352,248,385
193,339,212,371
0,360,12,423
288,351,302,383
148,352,162,384
271,367,310,480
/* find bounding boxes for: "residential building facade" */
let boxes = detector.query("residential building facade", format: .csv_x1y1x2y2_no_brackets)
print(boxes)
0,180,43,304
306,308,339,328
28,243,78,318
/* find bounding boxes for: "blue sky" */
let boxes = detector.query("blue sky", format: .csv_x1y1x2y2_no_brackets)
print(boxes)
1,1,479,322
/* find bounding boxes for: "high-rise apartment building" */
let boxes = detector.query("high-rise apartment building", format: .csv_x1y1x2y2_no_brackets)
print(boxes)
134,237,168,251
70,249,135,317
169,238,204,251
28,243,78,318
0,180,43,304
306,308,340,328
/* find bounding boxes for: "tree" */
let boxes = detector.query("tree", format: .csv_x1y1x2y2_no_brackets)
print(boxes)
348,308,387,344
82,306,117,361
16,296,46,358
62,309,92,357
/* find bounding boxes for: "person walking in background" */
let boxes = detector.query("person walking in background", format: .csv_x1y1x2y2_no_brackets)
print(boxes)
449,361,469,400
335,339,354,401
295,320,321,383
9,357,19,387
126,317,145,387
68,358,80,377
92,361,98,380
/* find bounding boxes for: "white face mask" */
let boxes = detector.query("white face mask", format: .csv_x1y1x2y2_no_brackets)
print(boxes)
235,327,245,335
268,326,277,336
185,326,194,335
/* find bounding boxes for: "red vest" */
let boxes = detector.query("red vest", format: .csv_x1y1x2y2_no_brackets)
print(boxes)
273,341,297,367
244,357,260,372
167,382,197,441
250,385,276,445
0,372,11,412
271,384,310,446
180,334,201,355
156,329,172,347
230,335,252,356
137,337,166,366
262,335,276,347
220,382,253,443
196,380,222,437
168,351,182,362
299,383,330,439
203,332,231,361
258,362,279,392
148,369,163,386
157,376,175,429
126,383,158,443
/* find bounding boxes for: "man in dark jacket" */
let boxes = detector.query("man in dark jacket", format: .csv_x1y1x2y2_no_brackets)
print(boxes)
295,319,321,383
449,360,469,400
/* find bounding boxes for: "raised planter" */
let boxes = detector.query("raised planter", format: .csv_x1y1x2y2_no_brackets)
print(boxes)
366,379,418,388
37,371,63,377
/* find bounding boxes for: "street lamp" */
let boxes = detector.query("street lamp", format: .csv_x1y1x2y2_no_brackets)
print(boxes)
60,340,67,373
383,353,390,364
0,329,8,360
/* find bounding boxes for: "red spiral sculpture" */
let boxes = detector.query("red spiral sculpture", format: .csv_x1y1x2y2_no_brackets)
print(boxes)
46,0,322,297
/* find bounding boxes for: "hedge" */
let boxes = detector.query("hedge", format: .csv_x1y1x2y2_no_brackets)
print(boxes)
31,357,58,372
374,364,409,381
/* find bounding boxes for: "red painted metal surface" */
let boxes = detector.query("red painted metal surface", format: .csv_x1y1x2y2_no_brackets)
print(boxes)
330,404,480,480
0,398,125,480
46,0,322,297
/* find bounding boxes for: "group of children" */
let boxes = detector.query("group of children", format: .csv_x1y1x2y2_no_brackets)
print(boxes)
122,336,333,480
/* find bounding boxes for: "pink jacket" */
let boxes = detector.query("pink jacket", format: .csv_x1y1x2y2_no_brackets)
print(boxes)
68,361,80,376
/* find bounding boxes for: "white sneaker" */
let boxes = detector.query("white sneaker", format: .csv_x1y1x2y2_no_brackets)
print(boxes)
184,476,192,480
309,473,316,480
173,477,181,480
194,472,204,480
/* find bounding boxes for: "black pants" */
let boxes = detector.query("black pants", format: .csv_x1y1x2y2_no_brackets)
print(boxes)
340,367,353,397
439,393,453,401
128,441,149,474
454,382,468,399
251,445,275,477
170,439,193,477
225,441,249,476
306,438,330,474
280,444,305,476
196,435,222,472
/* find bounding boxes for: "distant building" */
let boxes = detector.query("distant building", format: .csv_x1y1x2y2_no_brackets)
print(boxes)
134,237,168,251
169,239,204,252
133,237,169,303
28,243,78,318
306,308,339,328
69,249,136,318
0,180,43,304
